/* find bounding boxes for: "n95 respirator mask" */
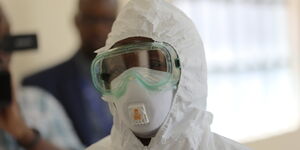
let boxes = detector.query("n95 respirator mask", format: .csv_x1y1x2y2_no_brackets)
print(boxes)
104,68,175,138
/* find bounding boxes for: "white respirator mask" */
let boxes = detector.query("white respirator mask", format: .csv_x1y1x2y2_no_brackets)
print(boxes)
104,68,175,138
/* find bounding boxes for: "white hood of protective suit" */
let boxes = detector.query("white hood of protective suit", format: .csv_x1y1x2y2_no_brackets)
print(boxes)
87,0,251,149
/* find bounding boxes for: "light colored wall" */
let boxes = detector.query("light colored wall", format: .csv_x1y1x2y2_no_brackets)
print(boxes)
245,0,300,149
0,0,79,84
246,130,300,150
2,0,130,85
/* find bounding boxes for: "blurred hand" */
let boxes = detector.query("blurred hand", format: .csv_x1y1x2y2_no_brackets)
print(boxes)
0,95,32,140
0,50,33,141
0,50,11,71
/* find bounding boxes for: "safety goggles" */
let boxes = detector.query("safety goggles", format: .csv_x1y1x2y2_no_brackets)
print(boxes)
91,42,181,98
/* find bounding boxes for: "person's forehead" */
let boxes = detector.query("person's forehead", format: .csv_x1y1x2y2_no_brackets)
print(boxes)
0,6,9,32
0,6,5,21
79,0,117,15
112,37,154,48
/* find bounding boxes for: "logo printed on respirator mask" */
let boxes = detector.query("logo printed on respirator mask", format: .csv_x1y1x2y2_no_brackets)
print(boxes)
128,104,149,125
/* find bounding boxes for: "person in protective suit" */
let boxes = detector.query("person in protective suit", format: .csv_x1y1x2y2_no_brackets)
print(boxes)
87,0,251,149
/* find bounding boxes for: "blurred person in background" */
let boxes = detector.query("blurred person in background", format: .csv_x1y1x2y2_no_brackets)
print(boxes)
0,5,83,150
22,0,117,146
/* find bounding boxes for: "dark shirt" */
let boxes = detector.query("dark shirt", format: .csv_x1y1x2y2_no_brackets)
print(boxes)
22,52,113,146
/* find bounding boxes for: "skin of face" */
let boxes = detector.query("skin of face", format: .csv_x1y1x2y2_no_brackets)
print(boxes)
0,6,11,69
75,0,118,61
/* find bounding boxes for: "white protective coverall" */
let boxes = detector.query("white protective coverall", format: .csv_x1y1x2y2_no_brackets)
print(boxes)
87,0,251,149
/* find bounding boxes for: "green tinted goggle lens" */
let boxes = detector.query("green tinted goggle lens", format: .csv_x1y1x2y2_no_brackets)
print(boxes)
91,42,181,96
101,49,168,89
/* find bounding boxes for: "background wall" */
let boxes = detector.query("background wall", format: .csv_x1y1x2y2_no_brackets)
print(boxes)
0,0,78,84
1,0,300,149
245,0,300,149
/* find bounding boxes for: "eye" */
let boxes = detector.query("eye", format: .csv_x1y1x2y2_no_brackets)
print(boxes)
149,59,167,72
100,73,111,82
109,68,124,80
150,60,163,68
